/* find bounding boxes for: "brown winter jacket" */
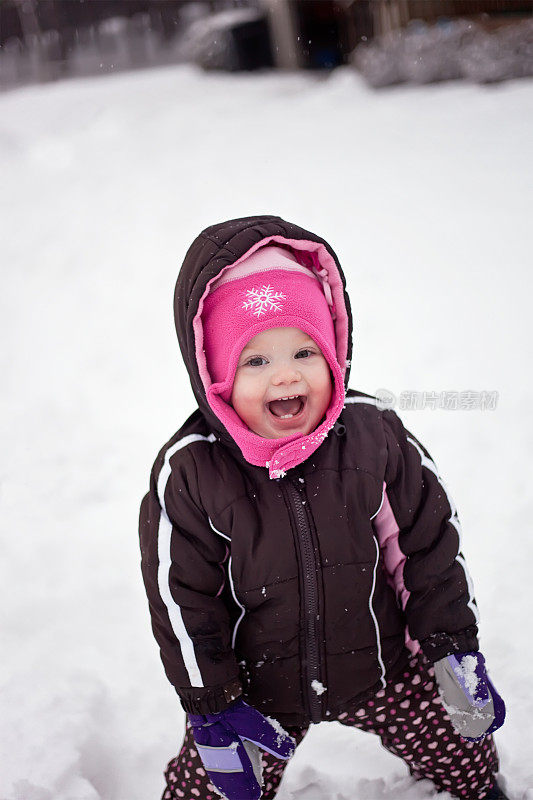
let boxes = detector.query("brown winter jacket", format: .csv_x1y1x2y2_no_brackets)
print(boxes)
139,215,479,727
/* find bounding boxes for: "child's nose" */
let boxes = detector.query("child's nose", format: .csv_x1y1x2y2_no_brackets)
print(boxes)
271,364,302,386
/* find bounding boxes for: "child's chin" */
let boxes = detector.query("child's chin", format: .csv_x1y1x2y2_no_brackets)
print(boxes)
262,418,315,440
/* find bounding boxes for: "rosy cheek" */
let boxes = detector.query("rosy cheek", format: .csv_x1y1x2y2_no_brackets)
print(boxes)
240,388,260,405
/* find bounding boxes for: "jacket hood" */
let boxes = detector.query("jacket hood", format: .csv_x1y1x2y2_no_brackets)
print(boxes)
174,215,353,474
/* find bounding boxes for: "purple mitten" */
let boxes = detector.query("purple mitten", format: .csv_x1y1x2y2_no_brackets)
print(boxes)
434,651,506,741
188,699,296,800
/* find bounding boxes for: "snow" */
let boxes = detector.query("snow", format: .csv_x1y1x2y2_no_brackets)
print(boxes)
311,680,327,696
1,62,532,800
457,654,481,697
265,716,296,753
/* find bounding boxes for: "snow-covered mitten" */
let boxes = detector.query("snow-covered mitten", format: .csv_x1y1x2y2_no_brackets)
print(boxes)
188,698,296,800
434,651,505,741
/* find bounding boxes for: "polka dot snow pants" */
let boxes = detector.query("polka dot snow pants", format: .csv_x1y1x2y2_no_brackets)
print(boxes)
162,654,499,800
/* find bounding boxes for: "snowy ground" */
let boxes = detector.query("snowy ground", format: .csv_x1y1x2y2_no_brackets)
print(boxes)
1,64,532,800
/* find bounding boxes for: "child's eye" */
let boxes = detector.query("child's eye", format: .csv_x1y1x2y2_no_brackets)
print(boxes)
295,349,313,359
246,356,268,367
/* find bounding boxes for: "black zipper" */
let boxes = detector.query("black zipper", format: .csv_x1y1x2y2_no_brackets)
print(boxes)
281,475,323,723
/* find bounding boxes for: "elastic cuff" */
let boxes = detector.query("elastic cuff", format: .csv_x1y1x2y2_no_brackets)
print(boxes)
177,677,243,715
421,626,479,663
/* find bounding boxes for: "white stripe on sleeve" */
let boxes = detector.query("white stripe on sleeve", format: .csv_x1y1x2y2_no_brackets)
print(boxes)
406,436,479,624
344,396,380,406
156,432,216,688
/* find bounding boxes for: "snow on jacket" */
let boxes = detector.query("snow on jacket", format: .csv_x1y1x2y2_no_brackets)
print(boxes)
139,215,480,726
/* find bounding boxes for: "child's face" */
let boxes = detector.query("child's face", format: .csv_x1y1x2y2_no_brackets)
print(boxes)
230,327,332,439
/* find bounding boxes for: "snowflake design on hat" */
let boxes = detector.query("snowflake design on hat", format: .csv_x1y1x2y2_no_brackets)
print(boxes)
242,285,286,317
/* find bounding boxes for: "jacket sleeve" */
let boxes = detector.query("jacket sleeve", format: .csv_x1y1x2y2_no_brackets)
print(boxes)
139,445,242,714
380,409,480,662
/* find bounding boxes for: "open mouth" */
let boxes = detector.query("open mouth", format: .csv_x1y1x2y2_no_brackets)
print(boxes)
267,395,306,420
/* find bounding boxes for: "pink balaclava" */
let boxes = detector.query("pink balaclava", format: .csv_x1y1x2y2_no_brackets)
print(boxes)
198,245,346,478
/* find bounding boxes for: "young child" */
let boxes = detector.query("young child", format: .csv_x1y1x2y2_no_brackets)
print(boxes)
139,215,506,800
